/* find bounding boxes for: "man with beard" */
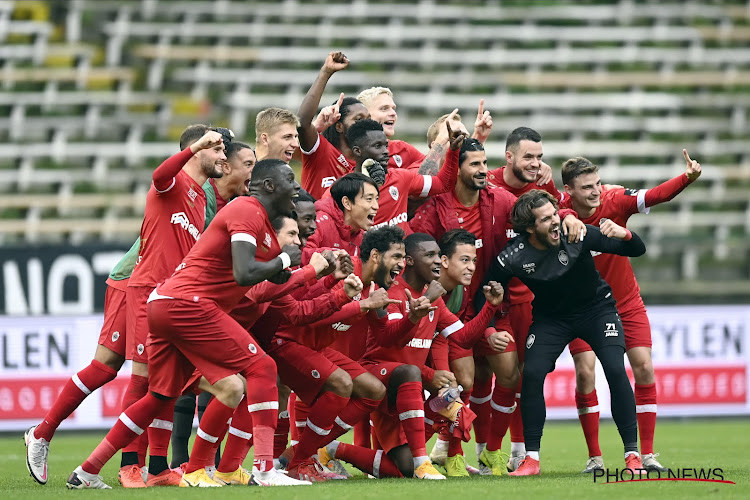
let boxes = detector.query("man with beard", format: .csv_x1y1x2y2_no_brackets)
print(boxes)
322,232,505,480
118,126,227,487
345,119,462,233
410,139,584,475
203,140,256,227
479,190,647,477
270,226,419,482
66,160,311,489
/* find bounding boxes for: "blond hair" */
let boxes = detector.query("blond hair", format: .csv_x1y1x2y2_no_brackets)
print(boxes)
255,107,300,143
357,87,393,107
426,112,463,148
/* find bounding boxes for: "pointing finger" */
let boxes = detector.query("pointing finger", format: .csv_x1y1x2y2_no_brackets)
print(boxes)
477,98,485,118
335,92,345,112
683,149,692,164
369,281,375,294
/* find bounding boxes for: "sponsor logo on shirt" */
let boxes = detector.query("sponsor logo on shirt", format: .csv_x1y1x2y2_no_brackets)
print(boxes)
506,228,518,238
604,322,619,337
170,212,201,241
406,338,433,349
393,154,403,167
187,187,198,202
331,322,352,332
321,176,337,188
372,211,408,230
523,263,536,274
264,233,272,248
590,250,602,257
389,186,399,201
475,238,483,249
558,250,569,266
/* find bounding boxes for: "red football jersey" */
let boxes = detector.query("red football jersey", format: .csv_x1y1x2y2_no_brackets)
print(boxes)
388,139,425,170
361,279,463,368
274,257,371,351
301,134,355,199
129,169,206,288
373,148,459,232
157,196,281,312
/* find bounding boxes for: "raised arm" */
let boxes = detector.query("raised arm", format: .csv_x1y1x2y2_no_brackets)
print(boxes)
153,130,223,191
297,52,349,152
582,223,646,257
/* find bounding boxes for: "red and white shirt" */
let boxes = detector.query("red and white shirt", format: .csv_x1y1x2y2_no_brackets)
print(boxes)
130,167,206,288
157,196,281,312
301,134,355,199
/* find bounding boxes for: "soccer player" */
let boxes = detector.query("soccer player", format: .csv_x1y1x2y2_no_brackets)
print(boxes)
560,151,701,473
254,107,301,163
271,226,415,482
65,159,310,489
346,119,462,232
486,127,556,194
116,126,228,487
331,232,505,480
303,173,379,262
480,190,647,477
410,138,584,474
204,140,256,226
297,51,369,198
24,239,139,485
169,140,259,471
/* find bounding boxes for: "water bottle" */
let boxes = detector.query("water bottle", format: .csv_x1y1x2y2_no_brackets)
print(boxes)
429,385,464,412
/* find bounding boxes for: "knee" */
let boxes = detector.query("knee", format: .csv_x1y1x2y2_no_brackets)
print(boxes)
368,379,387,401
326,370,353,397
277,383,292,402
455,372,474,392
497,368,520,389
214,376,244,407
388,446,414,478
393,364,421,383
521,363,546,387
630,359,654,384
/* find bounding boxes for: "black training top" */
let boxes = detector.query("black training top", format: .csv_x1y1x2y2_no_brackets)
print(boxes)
480,225,646,318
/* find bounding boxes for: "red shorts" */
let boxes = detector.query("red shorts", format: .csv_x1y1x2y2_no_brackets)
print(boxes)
268,339,367,406
97,284,128,357
568,305,653,355
448,317,518,362
146,297,265,398
126,285,154,363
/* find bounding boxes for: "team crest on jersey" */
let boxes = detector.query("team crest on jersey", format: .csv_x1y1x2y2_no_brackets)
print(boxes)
137,343,145,355
111,331,120,342
264,233,272,247
393,154,403,167
381,368,387,376
523,263,536,274
526,334,535,349
558,250,569,266
248,343,257,354
389,186,399,201
428,310,435,322
311,370,321,379
519,243,524,249
187,187,198,202
353,293,361,301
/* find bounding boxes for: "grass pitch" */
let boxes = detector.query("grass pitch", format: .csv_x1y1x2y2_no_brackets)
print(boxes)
2,418,747,499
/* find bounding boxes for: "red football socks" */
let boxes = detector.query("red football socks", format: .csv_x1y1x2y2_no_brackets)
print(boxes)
575,389,602,457
396,381,428,458
332,442,403,478
35,360,117,442
635,383,657,455
487,385,516,451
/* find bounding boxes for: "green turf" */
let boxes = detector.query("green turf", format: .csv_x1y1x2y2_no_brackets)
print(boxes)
2,419,747,498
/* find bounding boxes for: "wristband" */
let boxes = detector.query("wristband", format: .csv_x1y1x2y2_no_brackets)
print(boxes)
279,252,291,269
